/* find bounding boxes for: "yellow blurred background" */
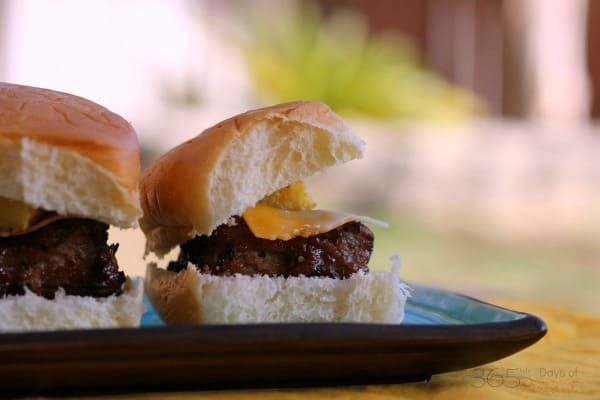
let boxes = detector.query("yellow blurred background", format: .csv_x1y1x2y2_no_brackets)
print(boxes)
1,0,598,314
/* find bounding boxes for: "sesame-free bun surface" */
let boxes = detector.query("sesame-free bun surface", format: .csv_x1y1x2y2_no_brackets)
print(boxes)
0,82,141,227
0,278,144,332
140,101,365,255
145,263,409,324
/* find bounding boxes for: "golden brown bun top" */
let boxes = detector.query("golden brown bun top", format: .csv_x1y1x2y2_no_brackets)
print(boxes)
0,82,141,227
0,82,139,194
140,101,365,255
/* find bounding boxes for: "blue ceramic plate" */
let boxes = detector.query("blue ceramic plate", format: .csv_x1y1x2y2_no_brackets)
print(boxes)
1,284,546,395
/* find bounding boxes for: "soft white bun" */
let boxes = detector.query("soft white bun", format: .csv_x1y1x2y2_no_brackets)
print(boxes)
0,278,144,332
0,82,141,228
140,101,365,255
145,263,409,324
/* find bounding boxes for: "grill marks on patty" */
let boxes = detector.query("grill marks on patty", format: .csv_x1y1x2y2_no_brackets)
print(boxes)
168,217,374,279
0,219,125,299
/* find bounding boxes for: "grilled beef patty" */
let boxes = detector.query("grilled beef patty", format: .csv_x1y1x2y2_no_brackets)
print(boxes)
0,219,125,299
168,217,374,279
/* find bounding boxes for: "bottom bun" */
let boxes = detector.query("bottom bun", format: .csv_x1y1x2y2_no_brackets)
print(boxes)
145,258,410,324
0,277,144,332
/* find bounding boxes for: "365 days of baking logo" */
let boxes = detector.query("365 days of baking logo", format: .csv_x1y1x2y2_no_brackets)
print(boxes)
468,367,580,394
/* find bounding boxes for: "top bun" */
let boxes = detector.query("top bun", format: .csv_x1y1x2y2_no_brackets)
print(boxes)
0,82,141,228
140,101,365,255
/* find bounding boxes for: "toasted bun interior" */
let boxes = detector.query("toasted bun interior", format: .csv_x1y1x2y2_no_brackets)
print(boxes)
140,101,365,255
0,278,145,332
145,263,409,324
0,83,141,228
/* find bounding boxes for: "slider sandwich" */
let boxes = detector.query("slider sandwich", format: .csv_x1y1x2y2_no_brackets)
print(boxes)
142,101,409,324
0,82,144,331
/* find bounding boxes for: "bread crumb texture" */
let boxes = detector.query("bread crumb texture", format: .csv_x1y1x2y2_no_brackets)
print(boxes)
0,277,144,332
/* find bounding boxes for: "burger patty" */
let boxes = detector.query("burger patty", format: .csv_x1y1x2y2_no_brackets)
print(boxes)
0,219,125,299
168,217,374,278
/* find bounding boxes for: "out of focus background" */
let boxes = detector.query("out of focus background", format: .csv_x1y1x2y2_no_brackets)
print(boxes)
1,0,598,314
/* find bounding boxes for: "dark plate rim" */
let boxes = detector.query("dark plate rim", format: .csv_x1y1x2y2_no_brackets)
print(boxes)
0,285,547,395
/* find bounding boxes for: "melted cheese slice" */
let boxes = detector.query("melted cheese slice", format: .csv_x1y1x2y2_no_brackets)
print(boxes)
0,196,40,230
243,204,388,241
0,197,66,237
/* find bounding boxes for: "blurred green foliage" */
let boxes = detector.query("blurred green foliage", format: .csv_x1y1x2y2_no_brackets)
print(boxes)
244,4,483,120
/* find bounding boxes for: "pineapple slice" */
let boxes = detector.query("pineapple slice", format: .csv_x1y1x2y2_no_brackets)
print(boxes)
259,181,316,211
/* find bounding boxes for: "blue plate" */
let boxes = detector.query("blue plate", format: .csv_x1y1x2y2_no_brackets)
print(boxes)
403,284,526,324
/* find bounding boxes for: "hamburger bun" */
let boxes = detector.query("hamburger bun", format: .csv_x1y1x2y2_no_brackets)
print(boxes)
140,101,365,256
146,259,408,324
0,82,144,331
0,278,144,332
141,101,409,324
0,82,141,228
